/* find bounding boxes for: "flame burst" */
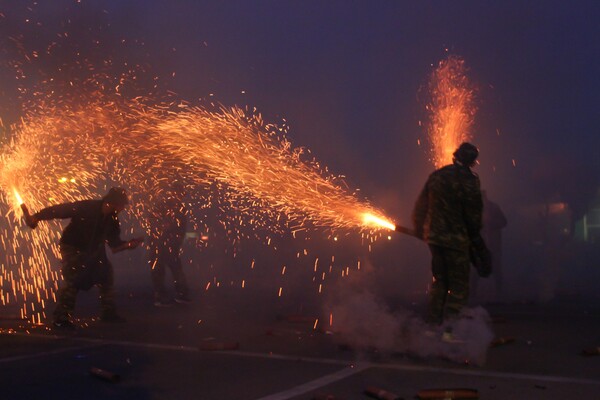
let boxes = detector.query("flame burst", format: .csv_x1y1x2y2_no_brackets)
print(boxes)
427,55,477,168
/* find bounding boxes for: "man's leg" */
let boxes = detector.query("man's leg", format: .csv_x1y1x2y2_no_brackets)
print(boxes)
169,253,190,302
445,248,471,319
428,245,449,326
98,263,122,321
54,247,81,326
53,283,78,324
149,245,169,303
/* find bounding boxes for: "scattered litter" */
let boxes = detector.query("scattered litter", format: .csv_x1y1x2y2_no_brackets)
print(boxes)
490,337,516,347
580,347,600,356
276,314,316,323
199,341,239,351
312,394,343,400
364,386,403,400
89,367,120,383
416,388,478,399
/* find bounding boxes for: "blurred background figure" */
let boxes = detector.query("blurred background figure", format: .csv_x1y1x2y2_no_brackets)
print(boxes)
147,182,191,307
471,190,507,301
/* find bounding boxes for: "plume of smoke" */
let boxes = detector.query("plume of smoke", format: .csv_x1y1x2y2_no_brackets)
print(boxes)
404,306,494,366
327,280,494,366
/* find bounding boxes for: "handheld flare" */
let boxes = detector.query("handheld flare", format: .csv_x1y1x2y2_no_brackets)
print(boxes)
13,188,36,228
362,213,396,231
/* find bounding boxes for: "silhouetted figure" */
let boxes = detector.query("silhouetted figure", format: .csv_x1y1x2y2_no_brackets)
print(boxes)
412,143,489,328
147,184,190,306
25,187,143,328
471,191,507,299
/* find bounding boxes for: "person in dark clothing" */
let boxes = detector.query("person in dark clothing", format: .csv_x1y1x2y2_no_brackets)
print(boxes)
147,184,190,306
25,187,143,328
471,191,507,299
411,142,488,328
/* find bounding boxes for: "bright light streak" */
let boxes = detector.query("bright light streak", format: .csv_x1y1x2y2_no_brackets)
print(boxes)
362,213,395,231
13,188,23,205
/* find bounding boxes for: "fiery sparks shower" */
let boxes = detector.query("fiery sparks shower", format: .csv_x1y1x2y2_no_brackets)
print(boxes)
0,95,395,322
427,55,477,168
0,1,395,323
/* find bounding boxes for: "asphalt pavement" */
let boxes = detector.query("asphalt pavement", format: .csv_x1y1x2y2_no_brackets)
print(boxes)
1,276,599,400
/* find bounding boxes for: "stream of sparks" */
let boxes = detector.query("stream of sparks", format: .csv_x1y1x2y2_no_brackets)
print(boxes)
427,55,476,168
0,95,395,322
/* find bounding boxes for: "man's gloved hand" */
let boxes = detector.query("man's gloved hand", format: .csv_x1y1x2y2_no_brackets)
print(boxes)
22,205,38,229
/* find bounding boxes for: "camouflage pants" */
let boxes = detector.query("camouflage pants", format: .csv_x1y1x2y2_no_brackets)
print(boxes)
427,244,470,325
53,245,117,323
148,243,188,299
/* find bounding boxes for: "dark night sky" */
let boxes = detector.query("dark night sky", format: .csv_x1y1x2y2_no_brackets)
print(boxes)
2,0,600,221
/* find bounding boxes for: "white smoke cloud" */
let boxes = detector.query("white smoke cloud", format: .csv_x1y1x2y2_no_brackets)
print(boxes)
326,284,494,366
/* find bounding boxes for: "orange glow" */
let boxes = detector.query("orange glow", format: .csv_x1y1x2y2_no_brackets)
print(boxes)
0,19,398,324
13,188,24,205
362,213,395,230
427,55,476,169
0,95,397,322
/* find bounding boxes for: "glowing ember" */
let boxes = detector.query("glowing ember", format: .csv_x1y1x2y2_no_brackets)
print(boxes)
427,55,477,168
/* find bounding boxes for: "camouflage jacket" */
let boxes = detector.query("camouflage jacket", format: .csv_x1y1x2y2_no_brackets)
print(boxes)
412,163,483,251
34,200,125,253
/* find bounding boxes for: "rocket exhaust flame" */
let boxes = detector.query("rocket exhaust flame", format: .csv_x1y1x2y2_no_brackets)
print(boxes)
13,188,24,205
361,213,395,231
427,55,476,169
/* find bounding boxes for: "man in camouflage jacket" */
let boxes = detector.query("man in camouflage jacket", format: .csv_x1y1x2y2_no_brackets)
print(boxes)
25,187,143,328
412,143,486,325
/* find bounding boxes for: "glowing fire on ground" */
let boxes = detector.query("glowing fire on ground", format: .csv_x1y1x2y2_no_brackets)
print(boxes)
427,55,476,168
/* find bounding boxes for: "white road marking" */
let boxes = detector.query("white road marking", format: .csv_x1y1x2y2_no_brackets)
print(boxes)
0,343,102,363
3,331,600,387
254,363,369,400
